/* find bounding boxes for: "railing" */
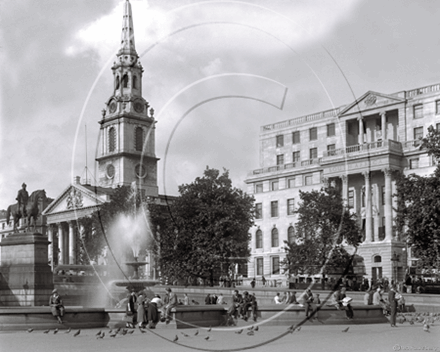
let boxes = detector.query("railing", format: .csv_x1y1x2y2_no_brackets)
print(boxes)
261,107,342,132
402,139,422,150
301,158,321,167
407,83,440,98
322,139,403,158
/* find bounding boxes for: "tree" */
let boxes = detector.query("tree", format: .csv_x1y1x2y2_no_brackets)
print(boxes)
157,167,255,286
282,186,361,280
395,125,440,270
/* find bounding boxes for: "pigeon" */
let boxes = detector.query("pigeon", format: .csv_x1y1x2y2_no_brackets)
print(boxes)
247,326,254,331
235,329,243,334
27,328,33,333
194,330,199,336
296,326,301,332
247,331,254,336
128,330,134,334
342,327,349,333
254,326,259,331
423,323,430,332
204,336,210,340
43,330,50,334
110,332,117,338
139,328,147,334
409,320,415,325
97,332,105,339
207,327,212,332
173,335,179,342
121,330,127,336
95,330,102,337
53,328,59,334
181,332,189,337
191,300,200,305
73,330,81,337
108,329,113,334
65,328,71,333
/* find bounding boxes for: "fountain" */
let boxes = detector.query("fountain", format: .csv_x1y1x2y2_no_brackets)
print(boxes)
110,182,159,294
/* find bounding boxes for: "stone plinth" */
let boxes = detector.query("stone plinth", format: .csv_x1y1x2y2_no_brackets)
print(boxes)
0,232,53,306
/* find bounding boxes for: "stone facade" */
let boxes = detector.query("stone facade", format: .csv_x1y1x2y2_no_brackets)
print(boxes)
245,85,440,284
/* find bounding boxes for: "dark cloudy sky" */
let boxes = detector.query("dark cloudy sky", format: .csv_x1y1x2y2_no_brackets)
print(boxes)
1,0,439,208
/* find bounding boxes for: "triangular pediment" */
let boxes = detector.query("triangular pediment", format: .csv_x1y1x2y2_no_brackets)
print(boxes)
339,91,405,117
43,184,110,216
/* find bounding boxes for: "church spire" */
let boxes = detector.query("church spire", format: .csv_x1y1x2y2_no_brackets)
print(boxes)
119,0,137,57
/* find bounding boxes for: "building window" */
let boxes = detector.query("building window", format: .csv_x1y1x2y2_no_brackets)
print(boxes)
255,203,262,219
255,183,263,193
276,154,284,165
287,177,295,188
271,228,279,247
327,144,336,156
348,190,354,208
309,148,318,160
381,186,385,206
373,255,382,263
409,158,419,169
256,230,263,248
305,175,313,185
256,258,263,275
413,127,423,144
135,127,144,151
309,127,317,140
287,198,295,215
272,256,280,275
115,75,120,90
292,131,300,144
108,127,116,152
292,151,300,162
271,180,279,191
327,123,335,136
271,201,278,217
276,135,284,147
288,226,295,243
413,104,423,119
122,74,129,88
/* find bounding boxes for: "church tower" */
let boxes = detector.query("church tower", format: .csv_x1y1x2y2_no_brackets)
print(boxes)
96,0,158,197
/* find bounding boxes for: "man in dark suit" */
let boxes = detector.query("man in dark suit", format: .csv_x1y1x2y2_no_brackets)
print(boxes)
388,285,399,327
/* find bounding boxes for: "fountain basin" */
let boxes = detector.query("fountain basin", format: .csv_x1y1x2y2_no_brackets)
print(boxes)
0,307,110,331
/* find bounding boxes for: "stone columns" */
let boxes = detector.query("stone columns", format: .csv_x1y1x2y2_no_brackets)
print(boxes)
340,175,348,207
358,117,364,145
383,168,393,241
48,225,53,268
68,221,76,265
380,111,387,140
363,172,373,242
58,223,65,265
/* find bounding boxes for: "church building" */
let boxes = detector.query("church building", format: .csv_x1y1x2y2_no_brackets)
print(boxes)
42,0,168,275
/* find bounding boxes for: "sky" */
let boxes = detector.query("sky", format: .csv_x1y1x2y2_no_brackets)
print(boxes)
1,0,440,210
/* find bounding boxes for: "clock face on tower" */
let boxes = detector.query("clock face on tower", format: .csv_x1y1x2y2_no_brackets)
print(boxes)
135,164,147,178
106,164,115,178
109,101,117,113
134,101,143,113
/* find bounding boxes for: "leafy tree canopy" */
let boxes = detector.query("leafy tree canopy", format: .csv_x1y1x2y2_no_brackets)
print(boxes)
395,125,440,269
157,167,255,285
282,186,361,277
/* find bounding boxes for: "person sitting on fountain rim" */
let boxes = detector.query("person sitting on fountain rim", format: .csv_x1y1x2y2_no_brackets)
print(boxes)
49,289,64,324
164,288,178,324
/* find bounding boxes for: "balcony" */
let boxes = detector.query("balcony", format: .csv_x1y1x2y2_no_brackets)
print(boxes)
321,139,403,161
250,158,322,176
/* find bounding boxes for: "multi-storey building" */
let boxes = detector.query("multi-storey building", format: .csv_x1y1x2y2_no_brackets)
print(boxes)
245,85,439,284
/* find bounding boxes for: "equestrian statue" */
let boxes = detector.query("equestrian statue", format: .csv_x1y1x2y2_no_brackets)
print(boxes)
6,183,46,232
